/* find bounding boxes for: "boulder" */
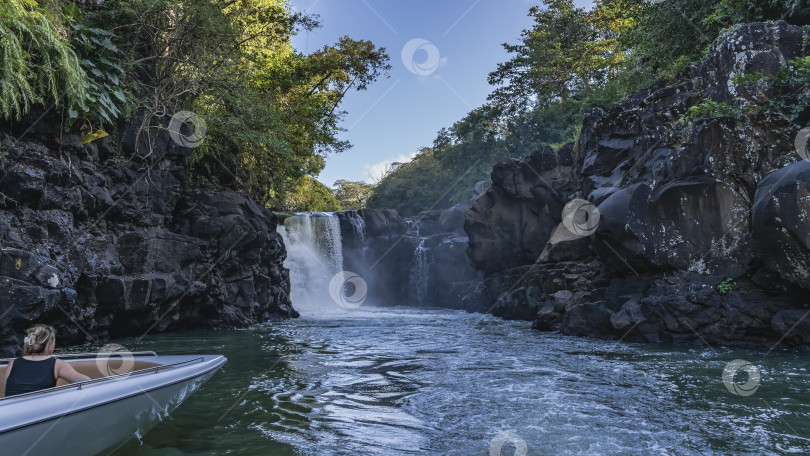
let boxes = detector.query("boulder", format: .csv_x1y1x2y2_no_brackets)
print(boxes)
465,145,572,272
752,160,810,288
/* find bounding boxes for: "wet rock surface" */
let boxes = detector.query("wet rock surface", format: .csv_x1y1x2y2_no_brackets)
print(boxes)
0,128,295,356
337,205,480,310
463,21,810,347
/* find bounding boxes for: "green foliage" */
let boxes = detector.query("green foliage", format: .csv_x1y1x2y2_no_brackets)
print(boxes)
367,148,453,215
80,128,108,144
686,99,740,119
622,0,721,74
88,0,389,206
369,0,804,215
732,56,810,122
703,0,810,29
333,180,374,210
730,71,766,87
0,0,87,119
716,278,736,295
69,22,132,125
488,0,635,109
284,176,341,212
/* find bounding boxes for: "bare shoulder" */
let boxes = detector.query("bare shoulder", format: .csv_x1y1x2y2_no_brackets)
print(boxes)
54,358,70,372
54,358,68,373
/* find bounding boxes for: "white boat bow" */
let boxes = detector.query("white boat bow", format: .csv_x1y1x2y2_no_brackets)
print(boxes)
0,352,227,455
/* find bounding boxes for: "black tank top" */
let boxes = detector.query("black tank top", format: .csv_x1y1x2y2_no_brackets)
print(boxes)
5,357,57,396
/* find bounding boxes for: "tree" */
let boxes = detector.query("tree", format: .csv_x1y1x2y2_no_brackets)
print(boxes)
703,0,810,27
284,176,341,212
488,0,633,110
367,147,449,215
333,180,374,210
368,0,809,217
87,0,390,207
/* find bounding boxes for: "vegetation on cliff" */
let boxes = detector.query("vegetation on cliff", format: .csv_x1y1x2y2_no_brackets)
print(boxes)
0,0,390,210
368,0,809,215
0,0,88,119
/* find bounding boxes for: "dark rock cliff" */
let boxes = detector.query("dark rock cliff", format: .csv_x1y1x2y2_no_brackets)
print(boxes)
464,21,810,347
336,205,480,310
0,117,296,357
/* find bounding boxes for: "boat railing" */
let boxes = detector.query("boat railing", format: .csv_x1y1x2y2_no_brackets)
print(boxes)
0,351,159,363
0,355,205,402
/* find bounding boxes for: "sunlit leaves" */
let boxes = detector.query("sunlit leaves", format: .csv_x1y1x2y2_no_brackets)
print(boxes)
488,0,634,110
88,0,389,207
0,0,87,119
333,180,375,210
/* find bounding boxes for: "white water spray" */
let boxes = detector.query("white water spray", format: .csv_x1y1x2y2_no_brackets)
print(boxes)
408,239,429,306
277,213,344,310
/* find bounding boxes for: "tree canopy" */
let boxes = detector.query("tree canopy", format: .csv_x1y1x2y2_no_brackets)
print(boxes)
283,176,341,212
368,0,808,215
333,180,375,210
1,0,390,211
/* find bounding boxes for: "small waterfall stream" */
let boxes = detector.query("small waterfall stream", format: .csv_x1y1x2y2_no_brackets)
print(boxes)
345,211,368,255
408,239,429,306
277,212,344,309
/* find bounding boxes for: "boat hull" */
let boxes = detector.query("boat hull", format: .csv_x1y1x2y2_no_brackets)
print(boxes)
0,354,226,456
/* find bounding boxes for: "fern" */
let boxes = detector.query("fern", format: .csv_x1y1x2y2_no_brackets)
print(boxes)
0,0,87,119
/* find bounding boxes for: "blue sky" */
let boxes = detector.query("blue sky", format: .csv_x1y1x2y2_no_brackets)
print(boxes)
289,0,594,187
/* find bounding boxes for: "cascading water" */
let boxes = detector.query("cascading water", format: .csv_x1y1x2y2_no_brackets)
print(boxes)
408,239,429,306
405,220,420,236
277,213,343,309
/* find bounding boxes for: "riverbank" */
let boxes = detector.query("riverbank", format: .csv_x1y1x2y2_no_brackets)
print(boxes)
464,21,810,347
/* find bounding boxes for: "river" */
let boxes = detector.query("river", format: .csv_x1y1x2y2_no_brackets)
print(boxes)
104,304,810,456
107,211,810,455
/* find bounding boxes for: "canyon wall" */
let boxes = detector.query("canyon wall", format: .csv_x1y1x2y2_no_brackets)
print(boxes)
464,21,810,347
0,116,296,356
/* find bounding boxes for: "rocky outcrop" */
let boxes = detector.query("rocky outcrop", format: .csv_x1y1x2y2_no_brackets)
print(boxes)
0,120,296,357
465,145,575,273
464,21,810,347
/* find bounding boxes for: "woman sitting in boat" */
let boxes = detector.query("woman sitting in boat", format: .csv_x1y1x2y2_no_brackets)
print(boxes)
1,324,90,397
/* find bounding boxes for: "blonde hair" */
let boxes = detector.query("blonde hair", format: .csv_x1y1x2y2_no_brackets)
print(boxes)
23,324,56,356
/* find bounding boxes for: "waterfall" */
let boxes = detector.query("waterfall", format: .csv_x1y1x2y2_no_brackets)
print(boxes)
408,239,429,306
406,220,420,236
277,213,344,309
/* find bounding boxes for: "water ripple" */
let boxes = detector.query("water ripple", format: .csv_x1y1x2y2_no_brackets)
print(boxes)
111,306,810,456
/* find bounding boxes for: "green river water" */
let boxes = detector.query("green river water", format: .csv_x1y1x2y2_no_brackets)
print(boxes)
82,305,810,455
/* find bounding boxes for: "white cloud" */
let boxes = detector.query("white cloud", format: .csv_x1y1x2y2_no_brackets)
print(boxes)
364,152,417,183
